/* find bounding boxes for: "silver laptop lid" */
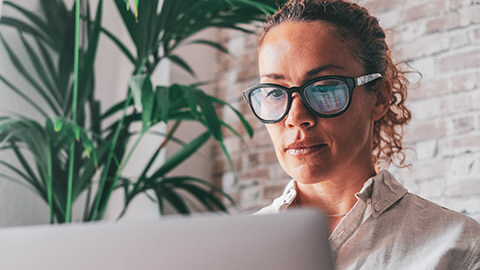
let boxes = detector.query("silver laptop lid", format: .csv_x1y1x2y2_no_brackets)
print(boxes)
0,208,333,270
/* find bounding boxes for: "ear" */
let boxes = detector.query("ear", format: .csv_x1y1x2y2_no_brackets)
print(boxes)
371,79,392,121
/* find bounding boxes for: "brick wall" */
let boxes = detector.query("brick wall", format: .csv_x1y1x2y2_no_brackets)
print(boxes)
212,0,480,221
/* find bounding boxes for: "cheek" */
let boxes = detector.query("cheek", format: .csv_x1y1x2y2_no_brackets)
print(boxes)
328,92,374,150
265,125,281,148
265,124,287,161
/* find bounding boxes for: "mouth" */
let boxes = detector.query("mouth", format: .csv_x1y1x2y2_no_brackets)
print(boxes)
285,144,327,157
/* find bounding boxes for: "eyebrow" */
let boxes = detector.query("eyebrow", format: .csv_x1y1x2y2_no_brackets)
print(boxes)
260,64,344,80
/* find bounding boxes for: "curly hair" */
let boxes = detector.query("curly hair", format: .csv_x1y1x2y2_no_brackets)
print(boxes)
259,0,412,168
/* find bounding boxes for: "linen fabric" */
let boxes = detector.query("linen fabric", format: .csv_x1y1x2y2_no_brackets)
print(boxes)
255,170,480,269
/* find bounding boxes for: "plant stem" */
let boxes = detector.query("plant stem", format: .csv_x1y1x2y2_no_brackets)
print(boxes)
46,143,53,224
65,0,81,223
83,183,92,221
130,121,180,199
97,131,145,220
139,121,180,181
117,203,129,221
90,92,133,221
135,57,148,75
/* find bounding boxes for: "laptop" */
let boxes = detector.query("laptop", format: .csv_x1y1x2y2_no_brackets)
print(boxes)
0,208,333,270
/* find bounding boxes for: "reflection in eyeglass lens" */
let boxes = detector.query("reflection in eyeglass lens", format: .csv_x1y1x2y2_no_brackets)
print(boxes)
306,80,348,114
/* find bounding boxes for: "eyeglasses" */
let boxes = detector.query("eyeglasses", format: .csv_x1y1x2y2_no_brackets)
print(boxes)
242,73,382,124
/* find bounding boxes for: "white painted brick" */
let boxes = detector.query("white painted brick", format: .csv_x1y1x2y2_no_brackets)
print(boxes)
228,36,246,57
471,155,480,174
408,98,441,121
448,30,470,49
417,177,445,198
222,101,240,123
223,136,242,154
222,171,237,194
466,5,480,24
409,77,450,100
448,0,473,10
438,133,480,156
446,153,478,177
239,183,263,209
225,68,239,97
472,213,480,223
391,166,418,192
415,140,438,159
375,9,404,29
439,92,476,117
397,22,427,44
399,34,448,61
448,114,476,135
450,71,478,92
441,195,480,215
403,119,446,143
470,26,480,45
269,163,289,180
474,90,480,110
407,57,435,80
445,177,480,196
412,159,448,181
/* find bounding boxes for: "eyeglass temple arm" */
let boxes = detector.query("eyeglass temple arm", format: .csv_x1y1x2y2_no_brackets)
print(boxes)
355,73,382,86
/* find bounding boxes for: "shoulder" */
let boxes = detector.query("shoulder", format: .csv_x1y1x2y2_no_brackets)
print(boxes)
391,192,480,268
376,171,480,234
401,192,480,233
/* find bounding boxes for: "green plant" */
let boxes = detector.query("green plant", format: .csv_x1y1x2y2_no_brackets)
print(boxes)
0,0,276,223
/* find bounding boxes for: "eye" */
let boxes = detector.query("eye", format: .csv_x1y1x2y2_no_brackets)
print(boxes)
265,89,285,99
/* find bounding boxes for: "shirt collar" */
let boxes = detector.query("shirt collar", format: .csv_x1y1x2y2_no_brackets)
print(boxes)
369,170,408,218
276,170,408,217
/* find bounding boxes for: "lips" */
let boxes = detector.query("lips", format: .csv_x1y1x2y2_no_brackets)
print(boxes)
285,141,327,156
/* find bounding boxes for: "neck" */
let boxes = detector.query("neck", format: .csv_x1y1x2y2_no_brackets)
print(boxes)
294,166,376,217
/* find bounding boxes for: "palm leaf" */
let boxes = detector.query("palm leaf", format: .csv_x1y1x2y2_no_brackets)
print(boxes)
3,1,53,42
99,25,135,64
39,0,68,43
207,94,254,138
78,0,103,107
167,55,195,77
180,39,229,54
148,131,211,181
35,36,58,87
164,176,236,211
159,187,190,214
0,160,42,191
0,17,54,48
113,0,138,50
19,33,62,105
0,33,61,115
154,86,169,123
0,172,42,197
0,75,49,117
195,89,223,141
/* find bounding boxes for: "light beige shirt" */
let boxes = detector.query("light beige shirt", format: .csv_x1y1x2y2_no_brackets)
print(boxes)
255,170,480,269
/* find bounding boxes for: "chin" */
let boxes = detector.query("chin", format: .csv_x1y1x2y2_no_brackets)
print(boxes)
287,163,330,184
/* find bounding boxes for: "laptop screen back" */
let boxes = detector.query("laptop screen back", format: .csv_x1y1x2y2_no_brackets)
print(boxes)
0,209,333,270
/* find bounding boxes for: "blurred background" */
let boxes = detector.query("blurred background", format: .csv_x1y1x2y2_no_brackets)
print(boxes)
0,0,479,227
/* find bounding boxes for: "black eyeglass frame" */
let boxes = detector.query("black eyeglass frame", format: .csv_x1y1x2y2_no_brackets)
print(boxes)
242,73,382,124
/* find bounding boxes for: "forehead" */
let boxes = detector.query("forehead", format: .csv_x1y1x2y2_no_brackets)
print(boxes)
258,21,363,82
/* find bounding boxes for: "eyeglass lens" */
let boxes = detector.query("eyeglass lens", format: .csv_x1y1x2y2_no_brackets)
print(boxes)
249,79,350,121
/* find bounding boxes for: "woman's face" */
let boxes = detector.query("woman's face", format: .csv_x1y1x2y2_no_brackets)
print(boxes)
258,21,381,184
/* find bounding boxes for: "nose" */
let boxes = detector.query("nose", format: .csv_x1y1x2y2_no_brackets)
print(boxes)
285,93,316,129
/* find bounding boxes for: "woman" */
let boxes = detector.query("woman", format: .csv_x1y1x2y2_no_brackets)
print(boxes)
243,0,480,268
